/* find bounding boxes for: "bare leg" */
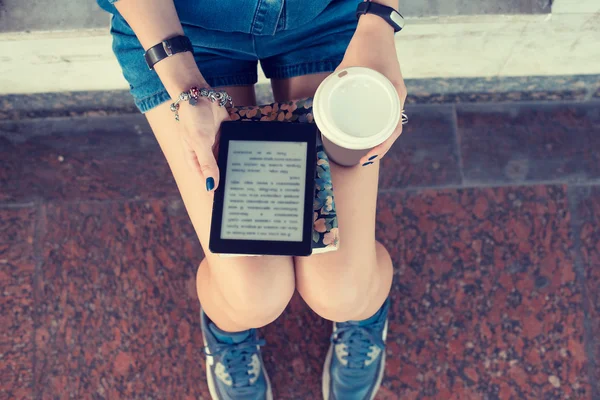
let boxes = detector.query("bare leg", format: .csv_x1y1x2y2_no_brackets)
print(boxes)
145,86,295,332
272,74,393,323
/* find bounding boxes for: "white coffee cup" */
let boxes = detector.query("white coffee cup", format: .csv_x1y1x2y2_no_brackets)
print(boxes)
313,67,401,167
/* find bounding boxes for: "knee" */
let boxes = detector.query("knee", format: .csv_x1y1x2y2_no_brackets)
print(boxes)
297,259,375,323
197,257,295,329
304,286,372,323
224,282,294,329
298,241,393,323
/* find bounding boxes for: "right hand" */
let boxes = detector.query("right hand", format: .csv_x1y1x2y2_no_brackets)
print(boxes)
177,94,230,193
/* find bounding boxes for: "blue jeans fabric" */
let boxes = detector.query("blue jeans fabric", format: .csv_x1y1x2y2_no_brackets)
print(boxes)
96,0,362,113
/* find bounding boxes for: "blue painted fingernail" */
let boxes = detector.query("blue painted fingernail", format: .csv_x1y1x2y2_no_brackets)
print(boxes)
206,177,215,191
368,155,378,161
362,162,374,167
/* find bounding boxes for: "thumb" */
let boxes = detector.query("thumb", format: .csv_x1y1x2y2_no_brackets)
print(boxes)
190,137,221,192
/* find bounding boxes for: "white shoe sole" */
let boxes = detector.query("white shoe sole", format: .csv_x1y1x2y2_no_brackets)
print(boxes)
203,336,273,400
322,320,388,400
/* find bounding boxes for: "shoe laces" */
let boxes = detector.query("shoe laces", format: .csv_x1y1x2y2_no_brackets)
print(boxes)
331,321,385,371
204,338,266,393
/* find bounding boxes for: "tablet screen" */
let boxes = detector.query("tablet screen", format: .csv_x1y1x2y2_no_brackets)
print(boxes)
221,140,308,242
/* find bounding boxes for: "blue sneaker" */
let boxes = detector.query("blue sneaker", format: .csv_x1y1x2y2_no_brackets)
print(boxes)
200,310,273,400
322,298,390,400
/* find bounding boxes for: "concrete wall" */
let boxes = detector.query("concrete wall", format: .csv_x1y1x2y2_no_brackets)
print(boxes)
0,0,552,33
1,0,598,94
0,0,109,32
402,0,551,17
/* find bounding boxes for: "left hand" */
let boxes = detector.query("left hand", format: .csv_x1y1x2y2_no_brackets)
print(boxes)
336,13,408,166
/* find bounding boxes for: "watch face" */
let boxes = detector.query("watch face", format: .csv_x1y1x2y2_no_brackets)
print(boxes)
390,11,405,30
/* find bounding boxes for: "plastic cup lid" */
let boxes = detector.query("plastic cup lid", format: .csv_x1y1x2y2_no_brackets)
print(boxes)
313,67,400,150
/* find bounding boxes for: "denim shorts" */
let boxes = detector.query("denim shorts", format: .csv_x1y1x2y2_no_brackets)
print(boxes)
96,0,362,113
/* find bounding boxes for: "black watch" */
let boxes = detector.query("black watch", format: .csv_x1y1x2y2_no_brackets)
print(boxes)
144,35,193,70
356,1,405,33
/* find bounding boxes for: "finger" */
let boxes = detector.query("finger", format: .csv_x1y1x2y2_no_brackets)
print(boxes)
396,82,408,105
180,135,204,176
187,154,204,177
189,136,221,192
360,125,403,166
360,143,388,167
362,82,407,167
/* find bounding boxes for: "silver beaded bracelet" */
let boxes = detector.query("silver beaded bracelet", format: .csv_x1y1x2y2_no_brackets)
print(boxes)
170,87,233,121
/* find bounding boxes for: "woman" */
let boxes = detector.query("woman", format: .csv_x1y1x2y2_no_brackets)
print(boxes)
96,0,408,398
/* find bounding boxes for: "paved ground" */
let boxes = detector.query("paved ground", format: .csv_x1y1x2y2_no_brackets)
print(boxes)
1,99,599,399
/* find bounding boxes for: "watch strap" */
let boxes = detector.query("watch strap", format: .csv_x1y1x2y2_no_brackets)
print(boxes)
356,1,405,33
144,35,193,70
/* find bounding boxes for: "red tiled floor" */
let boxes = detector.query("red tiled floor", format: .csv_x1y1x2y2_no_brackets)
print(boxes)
34,200,204,399
31,185,593,398
0,207,36,400
570,186,600,395
376,185,591,399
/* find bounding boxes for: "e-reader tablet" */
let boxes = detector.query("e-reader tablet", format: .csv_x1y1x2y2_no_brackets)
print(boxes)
209,121,318,257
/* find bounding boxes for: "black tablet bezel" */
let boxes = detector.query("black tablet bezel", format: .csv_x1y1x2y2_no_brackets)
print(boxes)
209,121,317,257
